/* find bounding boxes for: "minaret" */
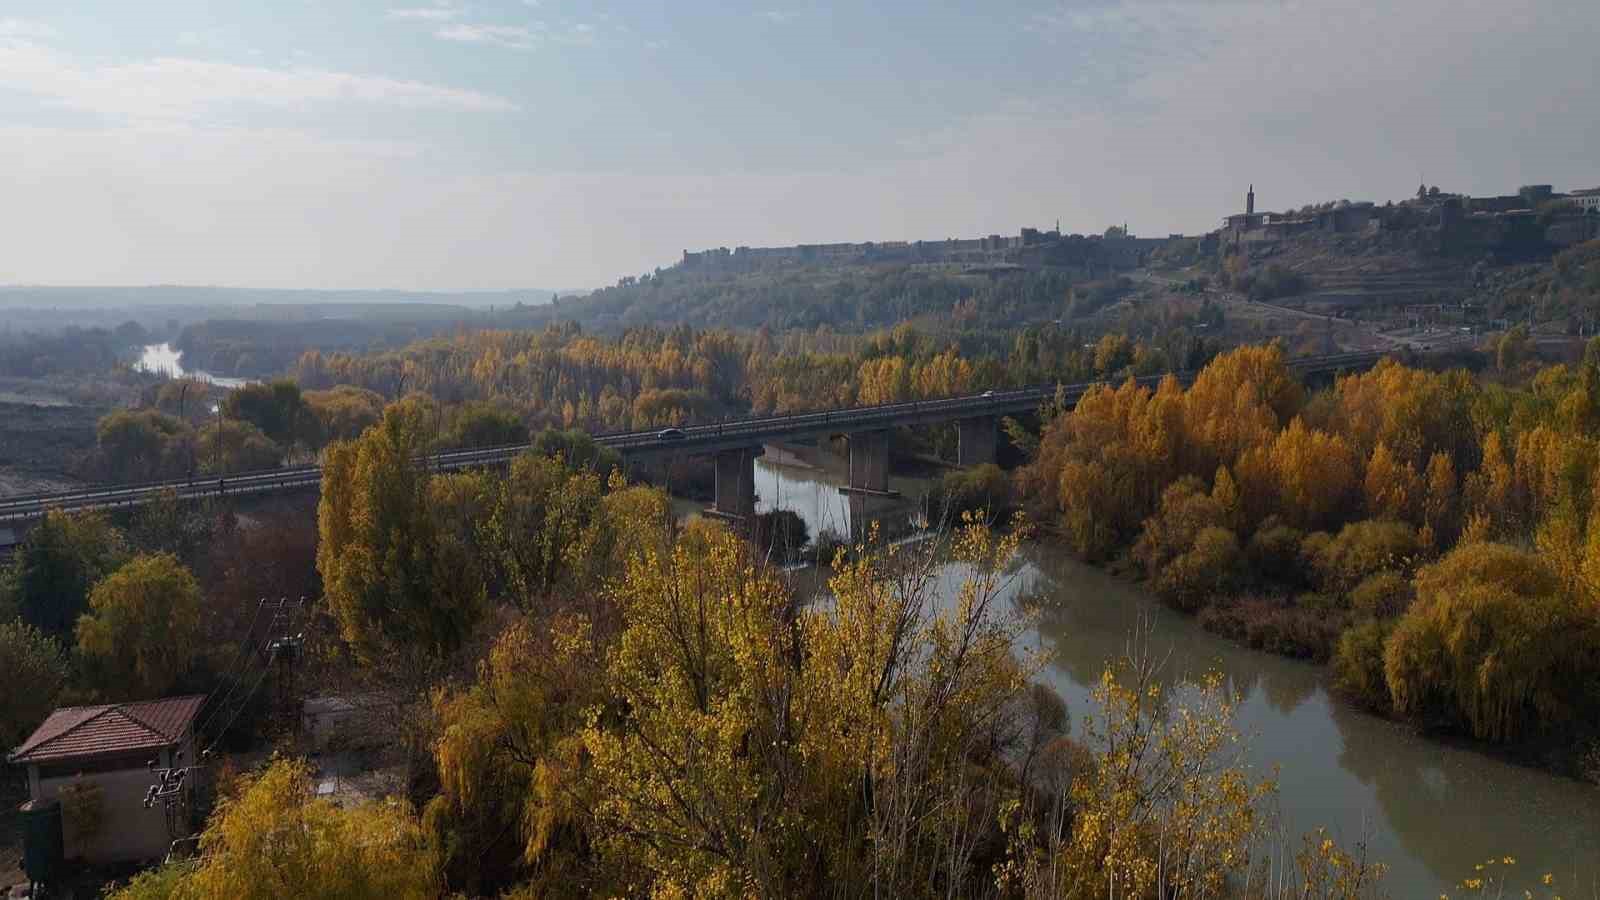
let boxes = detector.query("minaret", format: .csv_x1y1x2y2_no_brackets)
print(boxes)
1247,184,1255,216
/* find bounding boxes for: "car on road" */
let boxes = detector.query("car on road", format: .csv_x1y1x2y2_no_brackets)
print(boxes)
980,390,996,397
657,427,685,440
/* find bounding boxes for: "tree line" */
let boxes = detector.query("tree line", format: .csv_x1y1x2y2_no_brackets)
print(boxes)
89,322,1216,483
1015,341,1600,763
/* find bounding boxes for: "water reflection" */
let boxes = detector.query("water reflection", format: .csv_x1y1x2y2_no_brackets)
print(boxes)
753,455,928,543
136,343,250,389
1010,548,1600,895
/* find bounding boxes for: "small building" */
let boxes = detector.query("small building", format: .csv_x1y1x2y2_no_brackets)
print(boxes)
7,695,205,864
302,694,390,753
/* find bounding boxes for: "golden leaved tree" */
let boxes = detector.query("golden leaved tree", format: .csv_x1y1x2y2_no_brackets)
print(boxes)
111,759,439,900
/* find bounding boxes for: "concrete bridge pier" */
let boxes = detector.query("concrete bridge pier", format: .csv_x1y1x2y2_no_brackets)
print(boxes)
957,416,997,467
710,446,763,523
840,430,899,541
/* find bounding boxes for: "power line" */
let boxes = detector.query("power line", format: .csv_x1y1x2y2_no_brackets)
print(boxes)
192,598,267,738
198,598,304,750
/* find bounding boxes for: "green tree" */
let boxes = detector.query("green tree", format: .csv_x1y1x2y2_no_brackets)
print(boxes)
2,510,127,639
222,379,312,446
0,620,68,750
447,401,527,449
75,554,203,699
530,427,622,476
196,418,282,474
95,409,192,481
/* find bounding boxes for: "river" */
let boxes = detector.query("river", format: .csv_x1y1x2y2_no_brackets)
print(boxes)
135,343,251,389
766,458,1600,896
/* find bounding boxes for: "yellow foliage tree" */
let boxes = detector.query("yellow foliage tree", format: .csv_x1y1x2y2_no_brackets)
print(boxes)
111,758,440,900
75,553,203,699
1384,542,1596,742
1362,442,1421,523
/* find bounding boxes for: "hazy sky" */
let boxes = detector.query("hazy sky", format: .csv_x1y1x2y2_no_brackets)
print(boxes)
1,0,1595,291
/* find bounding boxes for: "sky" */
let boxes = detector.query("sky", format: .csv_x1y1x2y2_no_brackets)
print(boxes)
0,0,1595,291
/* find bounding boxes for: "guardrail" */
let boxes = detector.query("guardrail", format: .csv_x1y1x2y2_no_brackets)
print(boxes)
0,349,1392,526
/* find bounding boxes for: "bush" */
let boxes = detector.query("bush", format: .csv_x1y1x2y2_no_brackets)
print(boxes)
1383,541,1597,741
1307,519,1421,595
927,463,1011,523
1348,571,1413,619
1247,517,1305,585
751,509,810,561
1333,619,1394,713
531,427,622,478
1134,477,1226,577
1153,526,1239,612
1197,594,1343,661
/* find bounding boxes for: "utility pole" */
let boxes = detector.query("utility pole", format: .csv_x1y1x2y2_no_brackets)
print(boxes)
262,598,306,737
144,749,197,844
214,401,224,483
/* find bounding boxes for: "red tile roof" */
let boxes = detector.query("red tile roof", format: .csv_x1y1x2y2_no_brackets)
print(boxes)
7,695,206,766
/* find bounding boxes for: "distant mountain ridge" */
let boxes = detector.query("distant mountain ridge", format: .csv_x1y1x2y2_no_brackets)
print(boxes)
0,285,590,308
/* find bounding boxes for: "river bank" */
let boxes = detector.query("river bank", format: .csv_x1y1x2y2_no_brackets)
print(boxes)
758,455,1600,896
969,547,1600,896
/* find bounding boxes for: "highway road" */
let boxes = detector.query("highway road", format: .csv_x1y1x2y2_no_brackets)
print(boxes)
0,350,1391,526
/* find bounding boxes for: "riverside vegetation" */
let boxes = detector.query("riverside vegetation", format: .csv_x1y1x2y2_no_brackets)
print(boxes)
1015,340,1600,773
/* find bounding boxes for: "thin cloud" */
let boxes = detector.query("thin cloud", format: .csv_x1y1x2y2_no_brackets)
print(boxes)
762,10,801,25
0,18,57,38
0,39,518,121
388,7,461,22
434,23,541,50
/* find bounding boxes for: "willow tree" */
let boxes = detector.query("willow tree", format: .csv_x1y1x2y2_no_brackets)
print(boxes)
1384,541,1597,741
75,553,203,699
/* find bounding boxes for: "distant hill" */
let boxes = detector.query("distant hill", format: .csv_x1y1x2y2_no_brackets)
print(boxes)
0,285,586,309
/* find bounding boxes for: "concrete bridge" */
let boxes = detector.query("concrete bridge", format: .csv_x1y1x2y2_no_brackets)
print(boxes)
0,350,1391,539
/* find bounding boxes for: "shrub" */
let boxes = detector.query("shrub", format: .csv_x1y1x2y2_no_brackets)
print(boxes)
751,509,810,561
1196,594,1343,661
1333,619,1394,713
927,463,1011,523
1307,519,1421,595
1154,526,1240,612
1247,517,1305,585
1348,571,1413,619
1134,477,1226,576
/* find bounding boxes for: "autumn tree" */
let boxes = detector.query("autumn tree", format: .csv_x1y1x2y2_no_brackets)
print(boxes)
0,620,68,750
317,406,485,670
1363,442,1422,523
426,613,602,896
1181,343,1302,475
1267,419,1359,531
75,553,204,699
2,510,127,639
112,758,440,900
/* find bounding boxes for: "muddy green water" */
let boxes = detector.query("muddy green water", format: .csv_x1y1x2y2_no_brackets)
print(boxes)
765,458,1600,896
